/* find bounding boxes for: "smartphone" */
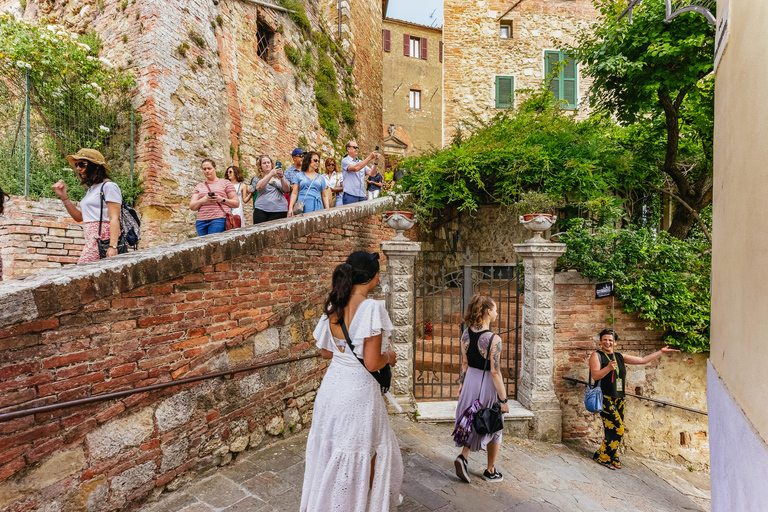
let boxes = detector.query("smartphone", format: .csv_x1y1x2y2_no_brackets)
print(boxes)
208,192,215,197
276,161,282,169
375,146,379,151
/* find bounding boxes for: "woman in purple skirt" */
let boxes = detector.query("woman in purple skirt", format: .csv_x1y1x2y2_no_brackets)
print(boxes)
452,294,510,483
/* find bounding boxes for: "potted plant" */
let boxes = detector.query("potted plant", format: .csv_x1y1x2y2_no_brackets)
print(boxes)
511,191,564,220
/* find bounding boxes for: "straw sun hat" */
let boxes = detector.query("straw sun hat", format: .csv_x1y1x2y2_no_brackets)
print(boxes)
66,148,111,174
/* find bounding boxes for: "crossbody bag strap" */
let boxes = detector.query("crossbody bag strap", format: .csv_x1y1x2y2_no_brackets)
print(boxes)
475,330,492,402
301,174,319,205
205,182,228,215
98,182,106,236
339,315,366,369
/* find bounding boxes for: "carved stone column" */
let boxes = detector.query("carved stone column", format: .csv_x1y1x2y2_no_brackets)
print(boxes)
514,240,567,442
381,239,421,414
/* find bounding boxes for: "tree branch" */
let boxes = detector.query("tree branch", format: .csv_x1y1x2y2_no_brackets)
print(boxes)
647,183,712,244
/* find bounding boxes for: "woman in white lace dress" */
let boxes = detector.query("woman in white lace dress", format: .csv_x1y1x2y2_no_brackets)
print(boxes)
301,251,403,512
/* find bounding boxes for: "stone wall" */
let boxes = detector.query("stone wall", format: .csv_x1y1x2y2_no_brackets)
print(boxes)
7,0,383,247
0,196,84,281
0,198,398,511
443,0,597,144
381,18,442,158
554,272,710,469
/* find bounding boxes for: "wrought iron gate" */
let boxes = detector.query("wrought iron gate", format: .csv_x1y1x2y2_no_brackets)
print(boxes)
413,251,522,401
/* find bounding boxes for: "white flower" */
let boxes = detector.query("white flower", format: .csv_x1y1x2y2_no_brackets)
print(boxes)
78,43,91,51
90,82,102,92
82,83,91,88
85,92,96,100
98,57,113,68
99,125,110,132
87,56,96,61
16,60,31,69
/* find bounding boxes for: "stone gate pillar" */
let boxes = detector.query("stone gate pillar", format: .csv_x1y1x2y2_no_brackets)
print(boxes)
381,239,421,414
514,240,567,442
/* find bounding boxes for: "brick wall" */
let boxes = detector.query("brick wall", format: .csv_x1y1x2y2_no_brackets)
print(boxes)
0,198,398,511
554,272,710,468
443,0,597,144
0,196,83,281
10,0,383,247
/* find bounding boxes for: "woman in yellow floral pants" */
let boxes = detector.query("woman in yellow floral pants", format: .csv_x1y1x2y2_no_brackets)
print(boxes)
589,329,679,470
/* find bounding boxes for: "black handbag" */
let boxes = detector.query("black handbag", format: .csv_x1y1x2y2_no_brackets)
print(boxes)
340,317,392,394
97,183,129,259
472,337,504,436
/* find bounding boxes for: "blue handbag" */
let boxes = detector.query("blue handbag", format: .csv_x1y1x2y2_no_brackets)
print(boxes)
584,373,603,413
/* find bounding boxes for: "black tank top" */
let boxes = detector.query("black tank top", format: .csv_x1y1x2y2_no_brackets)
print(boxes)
596,351,626,399
466,328,492,370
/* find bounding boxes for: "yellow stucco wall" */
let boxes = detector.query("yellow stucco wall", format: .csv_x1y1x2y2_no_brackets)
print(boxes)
381,19,443,157
711,0,768,445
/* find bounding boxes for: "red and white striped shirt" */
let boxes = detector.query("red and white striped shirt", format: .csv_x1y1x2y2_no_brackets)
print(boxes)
193,179,236,220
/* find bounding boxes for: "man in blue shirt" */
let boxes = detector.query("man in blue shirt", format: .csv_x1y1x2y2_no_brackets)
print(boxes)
283,148,304,201
341,141,379,204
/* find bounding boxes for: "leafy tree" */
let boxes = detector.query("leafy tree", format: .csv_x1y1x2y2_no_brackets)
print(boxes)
568,0,715,239
397,89,649,226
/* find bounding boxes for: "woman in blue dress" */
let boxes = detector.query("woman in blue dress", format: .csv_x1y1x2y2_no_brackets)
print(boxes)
288,151,329,216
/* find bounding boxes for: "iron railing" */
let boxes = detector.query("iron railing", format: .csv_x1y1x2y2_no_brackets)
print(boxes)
562,376,708,415
0,352,321,423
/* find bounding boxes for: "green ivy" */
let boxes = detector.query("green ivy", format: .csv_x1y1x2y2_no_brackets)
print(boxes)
277,0,311,33
559,223,710,353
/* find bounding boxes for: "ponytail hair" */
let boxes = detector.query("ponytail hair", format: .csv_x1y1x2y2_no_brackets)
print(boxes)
325,251,381,323
463,294,495,328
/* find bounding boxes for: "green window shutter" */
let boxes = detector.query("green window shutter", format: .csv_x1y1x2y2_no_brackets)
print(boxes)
562,52,577,108
495,76,513,108
545,51,561,102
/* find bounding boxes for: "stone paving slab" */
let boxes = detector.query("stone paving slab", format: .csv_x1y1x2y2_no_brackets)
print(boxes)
141,416,710,512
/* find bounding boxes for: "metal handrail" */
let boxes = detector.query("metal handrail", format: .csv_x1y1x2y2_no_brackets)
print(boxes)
562,376,708,416
0,352,321,423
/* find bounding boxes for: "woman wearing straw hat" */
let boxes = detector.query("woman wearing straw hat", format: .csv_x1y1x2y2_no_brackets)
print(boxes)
52,148,122,263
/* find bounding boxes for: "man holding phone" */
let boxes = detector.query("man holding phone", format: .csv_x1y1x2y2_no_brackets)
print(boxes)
341,140,379,205
284,148,304,201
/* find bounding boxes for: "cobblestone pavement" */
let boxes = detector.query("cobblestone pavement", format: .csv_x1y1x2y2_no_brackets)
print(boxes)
142,417,710,512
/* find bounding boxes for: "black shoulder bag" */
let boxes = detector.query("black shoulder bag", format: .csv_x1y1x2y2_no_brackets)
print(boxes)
472,334,504,436
340,317,392,394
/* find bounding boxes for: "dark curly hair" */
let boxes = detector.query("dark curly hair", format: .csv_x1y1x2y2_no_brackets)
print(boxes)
599,329,618,341
301,151,320,173
77,161,109,188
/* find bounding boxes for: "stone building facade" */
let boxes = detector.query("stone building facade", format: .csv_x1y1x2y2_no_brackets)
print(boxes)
442,0,597,144
3,0,383,247
381,17,443,160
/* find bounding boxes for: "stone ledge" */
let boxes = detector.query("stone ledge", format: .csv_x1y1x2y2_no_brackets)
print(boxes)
0,197,395,328
554,270,592,285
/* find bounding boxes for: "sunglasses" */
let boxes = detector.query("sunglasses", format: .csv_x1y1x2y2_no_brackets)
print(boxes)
348,146,359,150
311,158,320,163
327,164,336,168
74,161,88,169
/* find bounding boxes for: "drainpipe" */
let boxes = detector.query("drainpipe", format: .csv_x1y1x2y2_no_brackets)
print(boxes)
338,0,342,39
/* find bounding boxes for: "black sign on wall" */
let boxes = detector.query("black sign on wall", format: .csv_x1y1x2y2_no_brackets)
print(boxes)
595,280,615,299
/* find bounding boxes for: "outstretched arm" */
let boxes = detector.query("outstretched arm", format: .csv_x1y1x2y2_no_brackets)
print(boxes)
623,346,680,365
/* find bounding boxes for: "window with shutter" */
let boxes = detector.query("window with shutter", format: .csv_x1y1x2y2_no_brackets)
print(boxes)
495,76,514,108
383,29,391,52
403,34,410,56
409,36,421,58
544,50,578,109
439,41,443,63
421,37,428,60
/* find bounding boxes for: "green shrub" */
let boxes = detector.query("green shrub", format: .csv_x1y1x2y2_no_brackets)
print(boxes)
560,223,710,352
341,101,355,126
189,29,205,48
277,0,311,33
284,44,300,65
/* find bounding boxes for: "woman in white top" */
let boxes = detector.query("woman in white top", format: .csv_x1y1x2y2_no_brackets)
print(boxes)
225,165,246,226
301,251,403,512
51,148,122,264
324,157,343,207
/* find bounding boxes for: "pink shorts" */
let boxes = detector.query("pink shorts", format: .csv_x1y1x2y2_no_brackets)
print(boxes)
78,222,110,264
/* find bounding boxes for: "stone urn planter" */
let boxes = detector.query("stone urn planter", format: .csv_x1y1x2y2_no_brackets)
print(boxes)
383,211,417,240
519,214,557,243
